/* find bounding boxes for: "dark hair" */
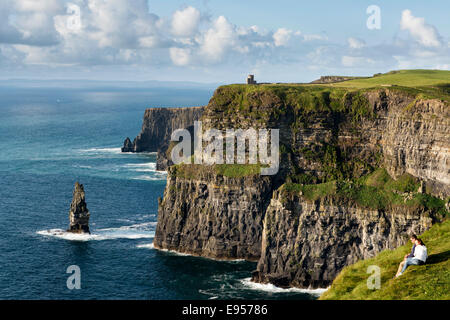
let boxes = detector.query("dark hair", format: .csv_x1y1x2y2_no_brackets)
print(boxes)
417,238,425,246
410,234,418,240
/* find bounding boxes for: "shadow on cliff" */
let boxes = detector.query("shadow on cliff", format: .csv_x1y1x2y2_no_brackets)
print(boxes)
425,250,450,265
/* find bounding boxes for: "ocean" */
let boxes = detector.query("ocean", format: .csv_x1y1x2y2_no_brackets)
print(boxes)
0,83,321,300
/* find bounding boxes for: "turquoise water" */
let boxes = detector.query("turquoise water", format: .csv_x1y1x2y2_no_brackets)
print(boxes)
0,84,319,299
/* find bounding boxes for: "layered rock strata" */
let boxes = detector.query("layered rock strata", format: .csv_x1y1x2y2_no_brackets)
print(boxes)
68,182,90,234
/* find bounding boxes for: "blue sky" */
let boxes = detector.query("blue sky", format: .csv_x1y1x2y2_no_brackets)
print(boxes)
149,0,449,41
0,0,448,83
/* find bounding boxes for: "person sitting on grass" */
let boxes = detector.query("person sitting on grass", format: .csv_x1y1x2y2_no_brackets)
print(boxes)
394,234,417,277
395,238,427,278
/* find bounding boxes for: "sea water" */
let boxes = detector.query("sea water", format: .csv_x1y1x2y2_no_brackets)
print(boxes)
0,82,322,299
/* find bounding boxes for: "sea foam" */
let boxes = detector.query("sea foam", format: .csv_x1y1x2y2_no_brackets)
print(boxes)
79,147,123,154
240,278,328,296
37,222,155,242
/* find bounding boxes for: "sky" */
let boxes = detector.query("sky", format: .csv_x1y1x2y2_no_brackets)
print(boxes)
0,0,449,83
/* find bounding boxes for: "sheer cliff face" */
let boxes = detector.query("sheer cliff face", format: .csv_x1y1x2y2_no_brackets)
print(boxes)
154,166,274,261
122,106,204,169
377,95,450,198
152,85,449,288
253,193,433,288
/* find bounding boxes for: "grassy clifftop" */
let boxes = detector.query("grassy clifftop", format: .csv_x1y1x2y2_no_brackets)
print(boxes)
330,69,450,89
320,219,450,300
210,70,449,124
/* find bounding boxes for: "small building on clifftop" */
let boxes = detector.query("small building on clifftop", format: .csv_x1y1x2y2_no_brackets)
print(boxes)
247,74,257,84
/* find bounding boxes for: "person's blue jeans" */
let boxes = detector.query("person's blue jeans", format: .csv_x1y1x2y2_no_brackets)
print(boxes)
401,257,424,274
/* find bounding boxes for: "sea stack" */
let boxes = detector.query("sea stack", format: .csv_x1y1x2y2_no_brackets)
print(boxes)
68,182,90,234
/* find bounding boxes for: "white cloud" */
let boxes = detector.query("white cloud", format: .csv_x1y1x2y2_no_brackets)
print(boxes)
42,0,165,65
342,56,374,67
303,34,328,42
200,16,236,62
169,47,190,66
400,10,441,47
273,28,292,47
348,37,365,49
0,0,63,46
171,6,201,37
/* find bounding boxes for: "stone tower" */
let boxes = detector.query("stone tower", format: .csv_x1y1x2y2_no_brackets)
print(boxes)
247,74,256,84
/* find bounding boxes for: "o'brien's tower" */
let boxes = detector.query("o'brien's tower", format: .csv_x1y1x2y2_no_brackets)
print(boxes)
247,74,257,84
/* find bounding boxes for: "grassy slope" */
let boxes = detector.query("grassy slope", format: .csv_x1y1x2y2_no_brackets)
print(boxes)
283,168,448,215
320,219,450,300
329,69,450,88
327,69,450,101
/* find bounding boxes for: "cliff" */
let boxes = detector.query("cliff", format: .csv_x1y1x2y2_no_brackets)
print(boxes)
122,106,204,170
154,165,274,261
252,187,435,288
147,70,449,289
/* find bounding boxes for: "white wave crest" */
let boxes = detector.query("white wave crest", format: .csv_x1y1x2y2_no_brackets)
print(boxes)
138,244,247,262
136,242,193,256
123,162,159,172
37,222,155,242
240,278,328,296
136,243,155,249
132,174,167,181
79,147,122,154
123,163,156,168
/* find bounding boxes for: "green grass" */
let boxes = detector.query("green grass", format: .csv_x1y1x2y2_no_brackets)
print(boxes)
215,163,262,177
171,163,263,179
284,181,336,201
221,70,450,103
330,69,450,88
283,168,448,216
320,219,450,300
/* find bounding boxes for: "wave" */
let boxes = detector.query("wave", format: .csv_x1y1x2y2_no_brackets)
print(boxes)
123,163,167,181
37,222,155,242
240,278,328,296
79,147,123,154
132,174,167,181
136,243,155,249
124,162,167,174
137,243,248,262
123,163,156,168
136,242,194,256
73,165,92,169
77,147,155,156
100,221,156,231
123,162,158,173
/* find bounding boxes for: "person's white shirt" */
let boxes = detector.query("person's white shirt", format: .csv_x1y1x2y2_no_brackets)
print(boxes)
414,245,427,262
